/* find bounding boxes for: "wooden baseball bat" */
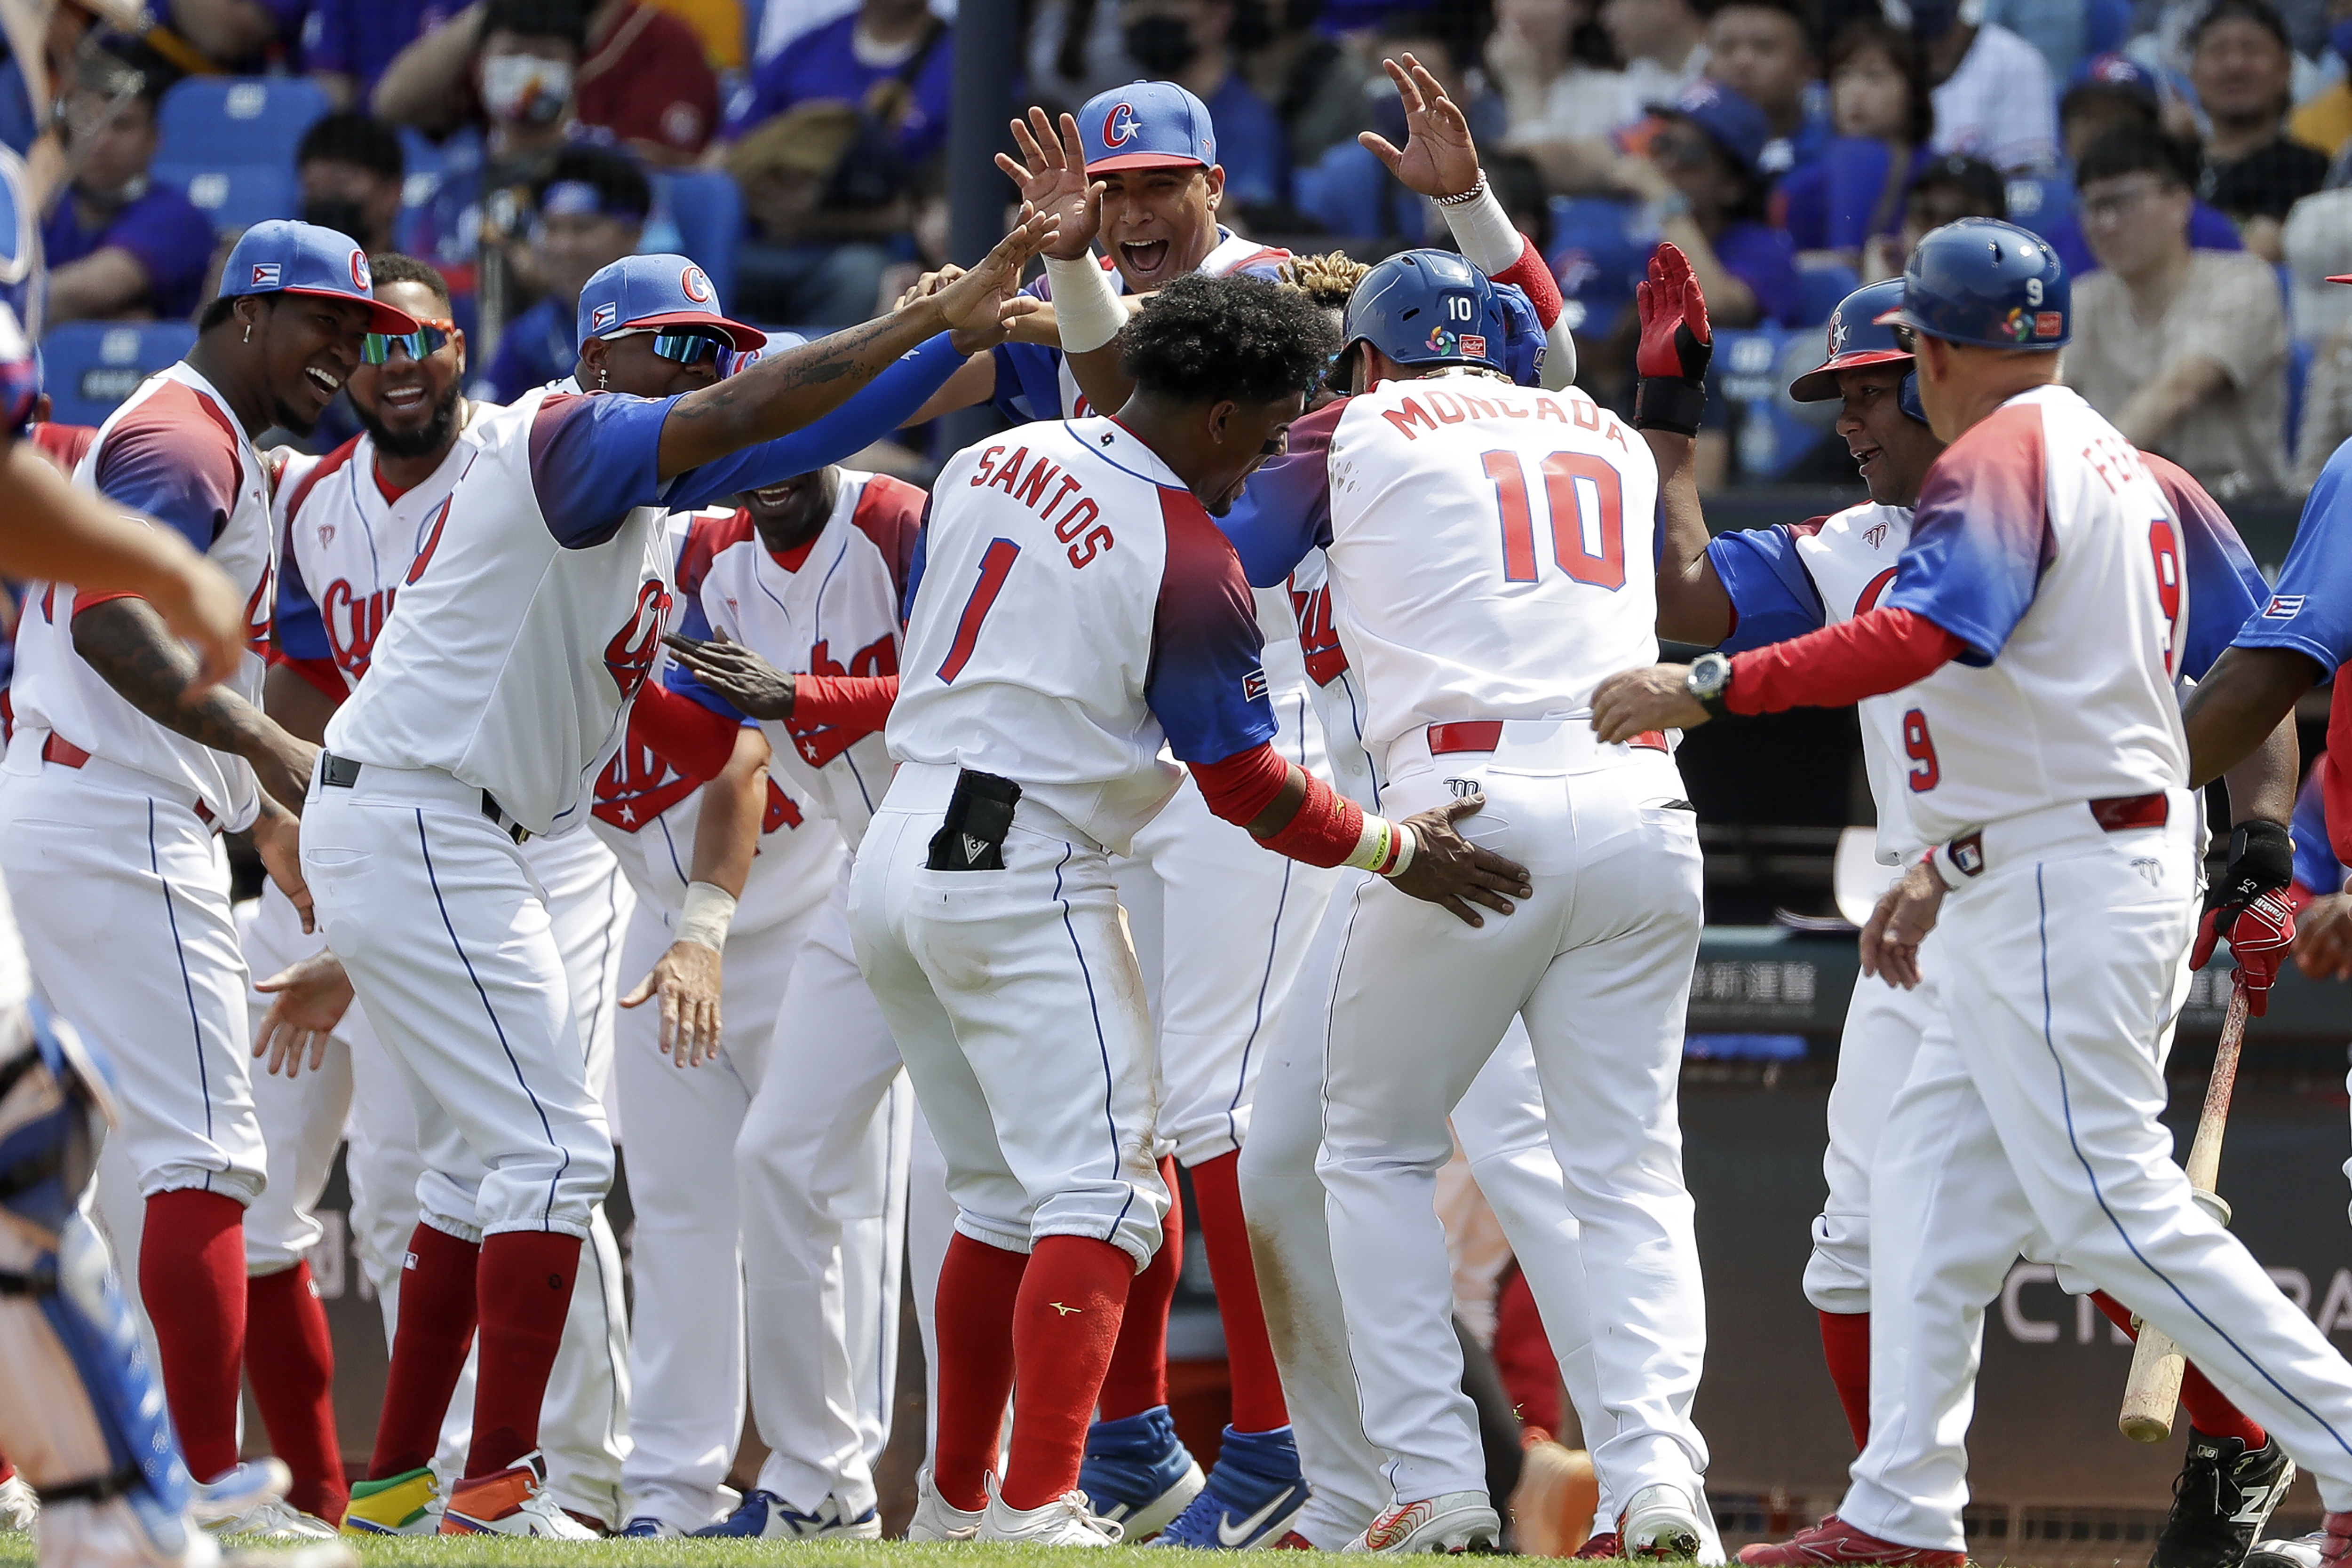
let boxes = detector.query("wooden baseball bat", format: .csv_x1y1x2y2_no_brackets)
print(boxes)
2118,975,2251,1442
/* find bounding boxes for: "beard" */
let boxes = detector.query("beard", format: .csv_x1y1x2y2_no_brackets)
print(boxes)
356,381,462,459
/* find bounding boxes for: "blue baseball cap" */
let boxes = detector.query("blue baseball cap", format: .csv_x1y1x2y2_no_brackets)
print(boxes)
2066,51,2161,108
219,219,418,334
1648,79,1772,182
575,254,765,351
1079,81,1216,175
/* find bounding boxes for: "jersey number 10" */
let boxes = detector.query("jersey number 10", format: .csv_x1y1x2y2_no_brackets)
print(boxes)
1481,450,1626,590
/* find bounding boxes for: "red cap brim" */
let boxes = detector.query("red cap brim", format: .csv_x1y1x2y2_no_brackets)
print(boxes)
1788,347,1913,403
286,286,420,335
620,309,768,350
1084,151,1210,174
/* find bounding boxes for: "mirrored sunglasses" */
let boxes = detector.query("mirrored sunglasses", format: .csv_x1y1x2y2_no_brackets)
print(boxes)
360,320,458,364
651,328,733,367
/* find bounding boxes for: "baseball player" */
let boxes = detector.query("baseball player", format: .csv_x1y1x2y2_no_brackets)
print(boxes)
0,219,411,1519
1587,218,2352,1568
854,272,1526,1547
1634,263,2296,1568
295,219,1052,1536
657,463,944,1541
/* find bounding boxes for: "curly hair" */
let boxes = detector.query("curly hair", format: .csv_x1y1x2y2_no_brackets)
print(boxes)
1120,273,1341,405
1278,252,1371,311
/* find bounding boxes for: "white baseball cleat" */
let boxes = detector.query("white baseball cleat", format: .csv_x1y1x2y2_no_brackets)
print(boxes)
907,1469,985,1542
1345,1493,1502,1553
437,1451,597,1538
1621,1482,1707,1560
977,1475,1126,1547
208,1500,341,1542
0,1473,38,1532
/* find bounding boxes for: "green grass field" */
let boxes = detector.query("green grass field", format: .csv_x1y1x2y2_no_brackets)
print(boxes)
0,1538,1390,1568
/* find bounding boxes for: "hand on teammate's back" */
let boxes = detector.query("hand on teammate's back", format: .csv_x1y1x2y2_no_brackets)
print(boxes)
1859,860,1944,989
253,951,356,1078
249,798,314,935
665,632,796,720
1359,54,1481,200
622,939,726,1067
1387,792,1533,927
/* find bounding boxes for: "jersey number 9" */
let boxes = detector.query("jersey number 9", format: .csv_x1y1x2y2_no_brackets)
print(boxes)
1481,450,1625,591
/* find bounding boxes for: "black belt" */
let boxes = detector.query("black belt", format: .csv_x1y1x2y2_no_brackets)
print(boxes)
319,752,531,843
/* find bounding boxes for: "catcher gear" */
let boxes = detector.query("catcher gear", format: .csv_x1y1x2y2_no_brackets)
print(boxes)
1789,279,1926,425
1633,243,1711,436
1873,216,2067,349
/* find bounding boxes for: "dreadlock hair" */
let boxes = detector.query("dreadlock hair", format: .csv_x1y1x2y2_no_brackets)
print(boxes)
1278,251,1371,311
1120,272,1341,405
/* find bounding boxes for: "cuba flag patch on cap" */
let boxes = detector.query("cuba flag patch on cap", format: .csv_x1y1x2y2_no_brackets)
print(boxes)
250,262,282,288
591,301,619,332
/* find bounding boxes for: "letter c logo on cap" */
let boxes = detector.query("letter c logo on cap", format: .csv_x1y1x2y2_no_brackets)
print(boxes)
682,265,714,302
351,250,371,291
1103,102,1139,146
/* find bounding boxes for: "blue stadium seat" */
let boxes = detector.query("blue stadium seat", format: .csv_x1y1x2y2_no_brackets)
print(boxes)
645,171,744,308
152,162,298,235
41,321,197,428
1713,325,1831,480
1795,260,1859,326
1547,195,1645,335
156,77,330,171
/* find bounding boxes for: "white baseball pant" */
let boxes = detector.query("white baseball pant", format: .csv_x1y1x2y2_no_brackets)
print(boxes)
1842,795,2352,1548
738,866,932,1521
850,764,1169,1269
240,886,354,1277
1317,732,1708,1505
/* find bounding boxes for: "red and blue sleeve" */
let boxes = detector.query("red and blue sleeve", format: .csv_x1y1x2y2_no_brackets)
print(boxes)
528,390,681,547
1707,523,1828,653
1882,403,2052,665
2233,439,2352,677
2292,757,2346,895
2144,454,2270,684
1214,398,1340,589
90,395,242,554
1147,488,1280,765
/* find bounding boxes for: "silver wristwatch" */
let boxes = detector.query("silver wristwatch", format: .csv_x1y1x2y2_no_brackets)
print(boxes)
1685,651,1733,718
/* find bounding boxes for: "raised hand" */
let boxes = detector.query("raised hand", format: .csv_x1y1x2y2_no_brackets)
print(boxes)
1633,243,1712,435
930,202,1059,346
1357,54,1481,200
996,108,1101,262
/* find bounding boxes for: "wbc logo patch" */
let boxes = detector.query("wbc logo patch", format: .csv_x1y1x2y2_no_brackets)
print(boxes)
250,262,281,288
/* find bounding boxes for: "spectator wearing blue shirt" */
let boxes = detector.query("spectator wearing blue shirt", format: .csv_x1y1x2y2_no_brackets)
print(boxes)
1705,0,1829,177
471,143,647,400
308,0,460,105
1111,0,1286,213
2028,59,2246,277
42,48,216,325
721,0,951,325
1614,79,1805,328
1773,19,1936,263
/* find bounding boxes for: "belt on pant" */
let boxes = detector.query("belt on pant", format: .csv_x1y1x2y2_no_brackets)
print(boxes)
1931,791,2170,887
34,730,216,828
318,751,531,843
1388,717,1670,779
1428,720,1669,756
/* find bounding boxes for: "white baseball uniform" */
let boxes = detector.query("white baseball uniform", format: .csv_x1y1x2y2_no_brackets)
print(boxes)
668,474,943,1524
1793,386,2352,1546
1233,372,1710,1507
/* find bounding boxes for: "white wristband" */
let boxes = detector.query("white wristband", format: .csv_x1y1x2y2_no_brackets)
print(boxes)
1343,816,1417,877
1042,253,1128,356
677,880,737,952
1438,182,1524,279
1386,823,1417,878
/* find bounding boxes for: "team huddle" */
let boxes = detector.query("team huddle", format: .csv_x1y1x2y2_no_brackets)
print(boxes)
1,44,2351,1568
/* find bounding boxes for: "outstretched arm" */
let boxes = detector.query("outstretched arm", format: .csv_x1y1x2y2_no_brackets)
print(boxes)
1631,244,1728,645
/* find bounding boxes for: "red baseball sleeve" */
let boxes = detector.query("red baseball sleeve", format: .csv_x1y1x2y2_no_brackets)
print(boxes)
632,681,741,782
1726,605,1969,715
1189,743,1370,868
792,673,898,732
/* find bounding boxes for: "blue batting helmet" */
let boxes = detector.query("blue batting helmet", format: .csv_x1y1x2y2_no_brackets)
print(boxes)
1875,218,2068,350
1789,279,1926,424
1343,250,1510,376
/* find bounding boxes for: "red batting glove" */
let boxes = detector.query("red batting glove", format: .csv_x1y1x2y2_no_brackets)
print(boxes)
2193,890,2297,1017
1633,243,1712,435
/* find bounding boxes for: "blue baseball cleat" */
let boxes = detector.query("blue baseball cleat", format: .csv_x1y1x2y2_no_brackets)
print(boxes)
1152,1425,1311,1550
1080,1406,1205,1540
691,1489,881,1539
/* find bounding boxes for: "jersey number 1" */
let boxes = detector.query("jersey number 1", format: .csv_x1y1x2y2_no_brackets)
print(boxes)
1482,450,1625,590
936,538,1019,684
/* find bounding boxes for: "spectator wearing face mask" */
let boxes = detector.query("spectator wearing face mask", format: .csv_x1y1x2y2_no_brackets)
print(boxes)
1235,0,1377,169
469,143,648,399
296,110,407,253
42,43,216,324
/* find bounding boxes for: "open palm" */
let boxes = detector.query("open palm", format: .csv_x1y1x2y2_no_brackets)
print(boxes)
1358,54,1481,199
996,107,1100,261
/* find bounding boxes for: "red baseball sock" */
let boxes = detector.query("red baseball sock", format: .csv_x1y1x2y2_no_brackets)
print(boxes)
370,1222,478,1480
2089,1292,2266,1448
467,1230,580,1478
1819,1309,1871,1451
1002,1235,1133,1510
1096,1157,1181,1422
140,1190,246,1483
1190,1152,1288,1432
0,1450,15,1483
245,1262,347,1521
934,1233,1029,1511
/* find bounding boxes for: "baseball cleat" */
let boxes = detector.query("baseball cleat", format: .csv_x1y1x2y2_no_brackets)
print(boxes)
1622,1482,1706,1559
437,1451,597,1538
340,1467,442,1536
1081,1404,1206,1538
978,1473,1126,1546
2153,1429,2296,1568
1271,1531,1318,1549
194,1460,295,1527
0,1473,37,1531
1152,1425,1312,1549
618,1517,675,1537
1576,1531,1627,1559
208,1500,340,1541
2246,1517,2352,1568
1736,1515,1964,1565
908,1468,986,1542
692,1489,882,1539
1344,1492,1502,1553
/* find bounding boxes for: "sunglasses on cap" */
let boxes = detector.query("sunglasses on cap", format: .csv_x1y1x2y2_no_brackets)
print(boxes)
602,325,741,374
360,318,459,364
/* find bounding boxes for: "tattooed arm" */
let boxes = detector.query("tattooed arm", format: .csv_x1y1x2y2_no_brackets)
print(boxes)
72,597,320,814
653,207,1058,481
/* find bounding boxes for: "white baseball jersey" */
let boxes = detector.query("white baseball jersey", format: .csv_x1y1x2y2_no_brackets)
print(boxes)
670,470,927,851
590,512,843,934
322,382,836,837
1319,372,1660,768
888,418,1277,853
1873,386,2190,844
11,363,275,828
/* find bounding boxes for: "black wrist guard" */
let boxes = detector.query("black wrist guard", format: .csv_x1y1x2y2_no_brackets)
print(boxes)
1634,375,1707,437
2205,819,2296,915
